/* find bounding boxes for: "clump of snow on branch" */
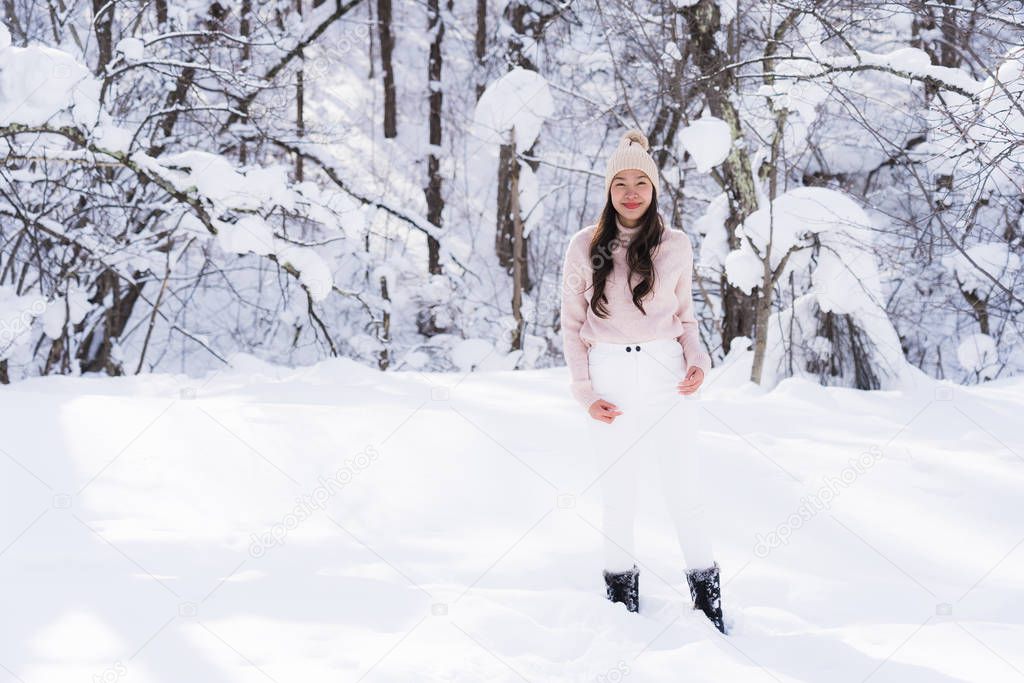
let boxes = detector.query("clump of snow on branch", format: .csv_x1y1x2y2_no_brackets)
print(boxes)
471,66,553,153
941,243,1020,297
42,287,90,340
0,24,100,127
678,114,732,173
721,186,911,388
957,334,999,380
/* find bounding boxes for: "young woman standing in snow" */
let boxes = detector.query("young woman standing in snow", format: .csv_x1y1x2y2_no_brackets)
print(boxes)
560,129,726,634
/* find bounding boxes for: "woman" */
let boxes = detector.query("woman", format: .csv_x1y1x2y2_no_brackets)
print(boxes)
559,129,725,634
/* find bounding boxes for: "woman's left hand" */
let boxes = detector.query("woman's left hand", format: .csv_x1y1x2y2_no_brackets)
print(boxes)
677,367,704,395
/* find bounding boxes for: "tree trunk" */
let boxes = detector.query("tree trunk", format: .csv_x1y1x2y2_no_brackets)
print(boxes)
377,0,397,138
682,0,759,365
475,0,487,100
748,9,798,383
509,128,526,351
495,140,531,293
239,0,252,164
378,274,391,369
495,0,545,294
77,270,144,375
91,0,114,74
962,288,990,335
295,0,305,180
425,0,448,275
749,269,773,383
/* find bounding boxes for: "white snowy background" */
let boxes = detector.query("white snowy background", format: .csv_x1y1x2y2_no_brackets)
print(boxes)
0,3,1021,385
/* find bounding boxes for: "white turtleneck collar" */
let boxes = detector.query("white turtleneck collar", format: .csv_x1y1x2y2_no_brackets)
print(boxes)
615,214,643,242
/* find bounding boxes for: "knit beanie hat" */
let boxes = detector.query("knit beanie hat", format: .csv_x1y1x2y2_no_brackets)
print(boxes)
604,129,660,198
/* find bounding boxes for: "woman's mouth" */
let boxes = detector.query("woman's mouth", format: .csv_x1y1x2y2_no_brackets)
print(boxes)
623,202,641,209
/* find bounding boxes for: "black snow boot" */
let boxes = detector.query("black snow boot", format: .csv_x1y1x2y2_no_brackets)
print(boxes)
603,564,639,613
685,561,725,634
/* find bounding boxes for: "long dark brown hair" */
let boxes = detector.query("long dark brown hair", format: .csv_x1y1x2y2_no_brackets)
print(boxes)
590,190,665,318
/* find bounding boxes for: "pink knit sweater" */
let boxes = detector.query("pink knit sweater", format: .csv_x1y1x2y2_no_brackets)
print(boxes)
560,215,713,408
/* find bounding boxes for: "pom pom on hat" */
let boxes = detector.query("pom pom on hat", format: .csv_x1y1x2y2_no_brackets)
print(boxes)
605,128,659,197
621,129,649,151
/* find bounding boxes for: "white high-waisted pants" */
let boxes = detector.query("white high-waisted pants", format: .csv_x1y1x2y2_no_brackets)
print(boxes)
584,337,714,573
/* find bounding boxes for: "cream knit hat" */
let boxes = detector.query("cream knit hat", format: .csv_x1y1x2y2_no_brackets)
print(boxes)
604,129,660,198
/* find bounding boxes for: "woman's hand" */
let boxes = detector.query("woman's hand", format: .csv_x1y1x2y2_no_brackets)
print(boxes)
588,399,623,423
677,366,704,395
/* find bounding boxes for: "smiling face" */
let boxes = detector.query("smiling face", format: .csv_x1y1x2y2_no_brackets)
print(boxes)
609,170,654,225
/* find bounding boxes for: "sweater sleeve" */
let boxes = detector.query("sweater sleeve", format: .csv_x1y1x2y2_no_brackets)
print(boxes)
560,235,601,409
675,235,713,377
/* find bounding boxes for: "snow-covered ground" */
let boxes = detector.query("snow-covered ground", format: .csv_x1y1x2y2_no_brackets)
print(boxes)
2,350,1023,682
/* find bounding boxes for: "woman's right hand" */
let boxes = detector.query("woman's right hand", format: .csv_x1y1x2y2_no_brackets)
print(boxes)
588,399,623,423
